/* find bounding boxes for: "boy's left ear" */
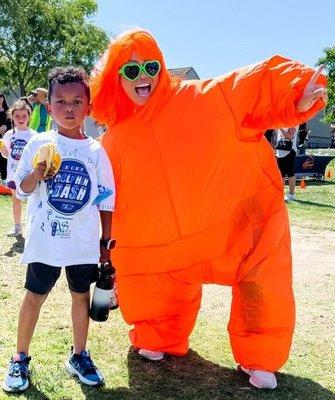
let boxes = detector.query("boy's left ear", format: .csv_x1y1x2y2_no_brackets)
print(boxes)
87,103,93,116
46,101,52,115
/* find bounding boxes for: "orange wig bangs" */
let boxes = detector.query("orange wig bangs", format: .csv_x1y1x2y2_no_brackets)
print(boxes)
90,29,177,126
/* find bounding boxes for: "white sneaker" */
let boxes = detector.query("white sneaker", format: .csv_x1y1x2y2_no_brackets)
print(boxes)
7,225,22,237
284,193,295,203
139,349,164,361
240,365,277,389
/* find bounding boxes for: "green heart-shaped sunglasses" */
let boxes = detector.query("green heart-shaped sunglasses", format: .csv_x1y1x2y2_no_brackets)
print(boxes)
119,60,161,81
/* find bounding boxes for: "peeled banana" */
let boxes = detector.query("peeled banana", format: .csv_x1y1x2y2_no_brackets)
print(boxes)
33,142,62,177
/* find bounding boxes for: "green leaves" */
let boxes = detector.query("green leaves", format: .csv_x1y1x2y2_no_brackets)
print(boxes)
318,47,335,124
0,0,109,96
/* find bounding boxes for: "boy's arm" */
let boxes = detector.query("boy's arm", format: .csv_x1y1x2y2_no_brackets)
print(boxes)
96,144,116,264
14,138,54,198
99,210,113,264
20,162,55,193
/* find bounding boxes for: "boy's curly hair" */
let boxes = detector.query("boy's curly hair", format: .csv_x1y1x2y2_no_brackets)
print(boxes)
48,67,90,102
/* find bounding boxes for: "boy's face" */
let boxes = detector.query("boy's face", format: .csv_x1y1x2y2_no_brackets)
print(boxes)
120,52,160,106
47,82,91,132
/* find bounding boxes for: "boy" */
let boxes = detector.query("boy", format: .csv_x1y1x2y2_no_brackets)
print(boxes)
2,67,115,392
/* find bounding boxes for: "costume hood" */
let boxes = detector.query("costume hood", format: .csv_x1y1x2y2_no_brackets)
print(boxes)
90,28,178,126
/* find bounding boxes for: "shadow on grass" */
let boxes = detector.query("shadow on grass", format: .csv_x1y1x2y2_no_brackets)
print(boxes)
77,348,334,400
7,382,50,399
4,234,25,257
293,199,335,209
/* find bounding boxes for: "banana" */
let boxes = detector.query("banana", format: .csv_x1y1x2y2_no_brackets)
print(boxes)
33,142,62,177
0,139,5,150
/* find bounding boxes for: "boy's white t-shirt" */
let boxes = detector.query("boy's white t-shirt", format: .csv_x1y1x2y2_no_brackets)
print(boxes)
14,130,115,267
3,128,36,183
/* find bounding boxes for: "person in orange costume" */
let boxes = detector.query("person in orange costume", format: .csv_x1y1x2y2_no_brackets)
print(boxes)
90,29,327,389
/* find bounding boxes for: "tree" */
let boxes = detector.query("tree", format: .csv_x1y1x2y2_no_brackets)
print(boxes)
318,47,335,124
0,0,109,96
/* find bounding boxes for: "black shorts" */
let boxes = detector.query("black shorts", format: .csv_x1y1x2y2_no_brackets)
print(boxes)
25,262,98,295
277,150,296,178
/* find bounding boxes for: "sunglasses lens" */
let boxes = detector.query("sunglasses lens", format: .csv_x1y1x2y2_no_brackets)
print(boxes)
124,64,141,80
145,61,160,77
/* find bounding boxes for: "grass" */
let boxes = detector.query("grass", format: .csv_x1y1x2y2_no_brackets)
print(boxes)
0,183,334,400
287,181,335,231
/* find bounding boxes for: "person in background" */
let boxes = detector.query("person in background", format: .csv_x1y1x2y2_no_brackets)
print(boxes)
0,100,36,236
20,96,33,112
28,88,52,133
297,122,309,155
264,129,277,150
0,92,12,185
276,126,299,202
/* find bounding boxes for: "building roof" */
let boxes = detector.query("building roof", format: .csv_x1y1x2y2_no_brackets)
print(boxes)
168,67,200,80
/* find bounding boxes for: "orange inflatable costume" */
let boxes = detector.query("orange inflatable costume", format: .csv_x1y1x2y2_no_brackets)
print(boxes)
91,30,326,372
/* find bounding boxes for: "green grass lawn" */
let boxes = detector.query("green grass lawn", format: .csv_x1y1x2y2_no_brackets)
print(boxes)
0,184,334,400
287,181,335,231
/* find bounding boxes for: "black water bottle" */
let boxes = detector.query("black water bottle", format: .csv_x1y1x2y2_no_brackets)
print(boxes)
90,261,118,322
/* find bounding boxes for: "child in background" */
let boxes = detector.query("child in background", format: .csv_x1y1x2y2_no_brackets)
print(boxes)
2,67,115,392
276,126,299,202
0,100,36,236
0,91,11,185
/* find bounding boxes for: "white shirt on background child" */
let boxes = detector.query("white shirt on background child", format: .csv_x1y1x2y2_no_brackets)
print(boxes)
3,128,36,184
14,130,115,267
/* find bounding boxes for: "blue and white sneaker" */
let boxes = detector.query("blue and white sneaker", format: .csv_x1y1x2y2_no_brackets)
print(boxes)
2,352,31,392
65,348,103,386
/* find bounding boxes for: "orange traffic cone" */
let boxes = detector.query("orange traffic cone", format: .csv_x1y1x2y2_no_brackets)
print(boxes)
300,178,306,189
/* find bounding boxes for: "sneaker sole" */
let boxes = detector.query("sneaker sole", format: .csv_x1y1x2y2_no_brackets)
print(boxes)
2,380,29,392
64,361,103,386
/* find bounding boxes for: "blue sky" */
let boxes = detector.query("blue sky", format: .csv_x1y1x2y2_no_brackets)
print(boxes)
93,0,334,79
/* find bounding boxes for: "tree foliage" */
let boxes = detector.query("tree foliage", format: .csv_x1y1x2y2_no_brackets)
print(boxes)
318,47,335,124
0,0,109,96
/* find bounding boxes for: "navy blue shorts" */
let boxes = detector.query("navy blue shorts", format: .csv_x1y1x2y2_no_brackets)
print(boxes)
25,263,98,295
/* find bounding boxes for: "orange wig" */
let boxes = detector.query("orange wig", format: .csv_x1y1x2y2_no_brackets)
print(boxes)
90,29,178,126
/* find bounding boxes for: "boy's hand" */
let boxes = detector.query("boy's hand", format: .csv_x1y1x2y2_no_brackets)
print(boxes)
33,161,56,181
296,66,327,113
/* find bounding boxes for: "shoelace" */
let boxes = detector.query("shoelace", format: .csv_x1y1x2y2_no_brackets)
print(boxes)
9,358,31,378
82,357,97,375
74,354,97,375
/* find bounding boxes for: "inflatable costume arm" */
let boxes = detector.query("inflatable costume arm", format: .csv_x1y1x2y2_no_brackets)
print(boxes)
217,55,327,140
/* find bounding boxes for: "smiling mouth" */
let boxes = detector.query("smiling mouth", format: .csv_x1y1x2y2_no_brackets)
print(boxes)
135,84,151,97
